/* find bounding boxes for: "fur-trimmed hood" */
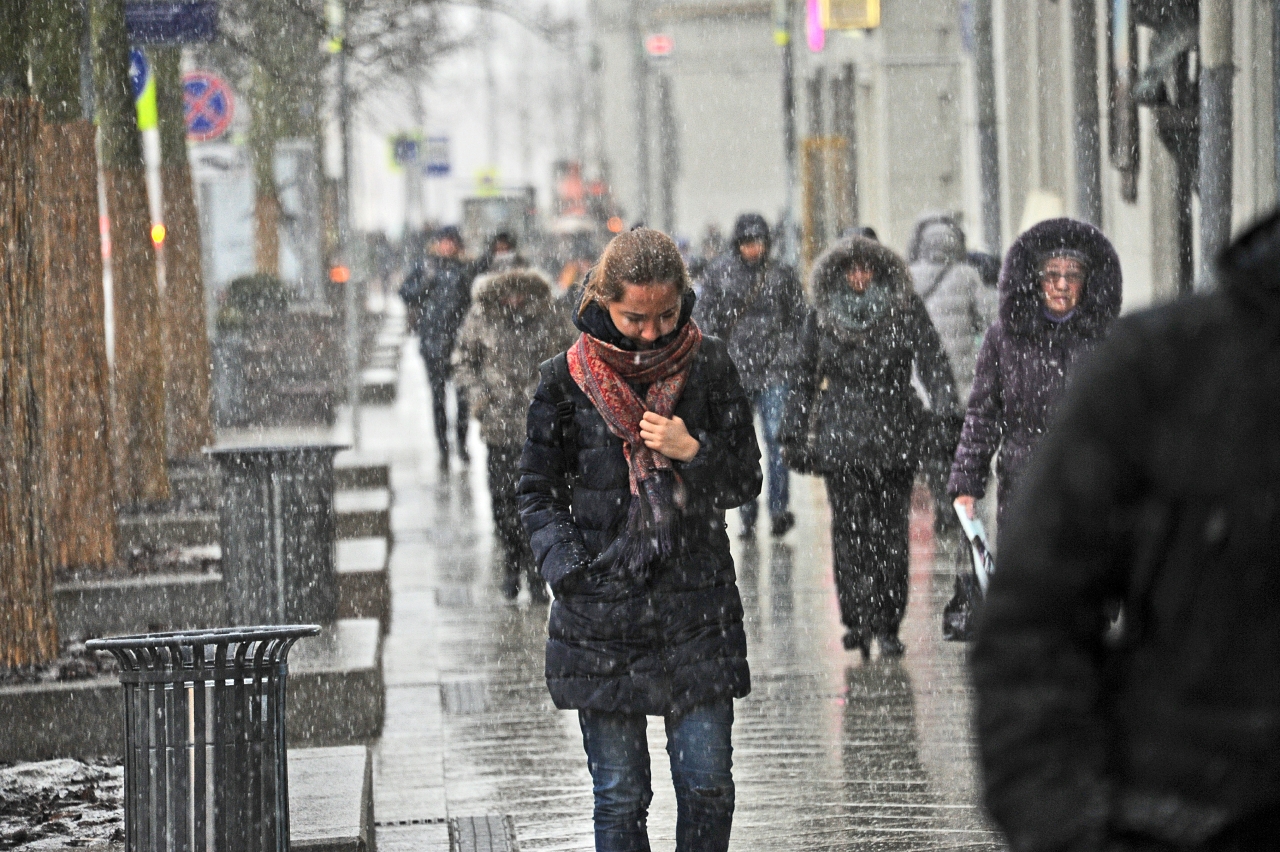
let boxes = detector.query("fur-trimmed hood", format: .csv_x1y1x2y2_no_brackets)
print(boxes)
906,212,968,264
999,217,1122,338
471,268,556,321
810,236,913,310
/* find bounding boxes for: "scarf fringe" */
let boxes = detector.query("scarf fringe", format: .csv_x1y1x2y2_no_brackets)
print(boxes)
615,473,684,584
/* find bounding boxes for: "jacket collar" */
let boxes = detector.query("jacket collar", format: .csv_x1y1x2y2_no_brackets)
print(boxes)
574,289,697,352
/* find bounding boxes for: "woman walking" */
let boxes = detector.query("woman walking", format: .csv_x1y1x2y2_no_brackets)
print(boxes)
779,235,959,658
518,228,762,852
949,217,1122,522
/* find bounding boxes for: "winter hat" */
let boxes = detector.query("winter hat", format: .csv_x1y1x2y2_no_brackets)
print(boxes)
919,222,964,264
436,225,464,247
731,213,771,247
1035,247,1090,272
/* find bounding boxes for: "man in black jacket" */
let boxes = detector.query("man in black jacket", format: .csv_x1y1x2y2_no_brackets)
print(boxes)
399,225,476,470
973,210,1280,851
695,213,807,538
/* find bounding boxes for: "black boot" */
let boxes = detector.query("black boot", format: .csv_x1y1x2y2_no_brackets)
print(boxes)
842,630,871,660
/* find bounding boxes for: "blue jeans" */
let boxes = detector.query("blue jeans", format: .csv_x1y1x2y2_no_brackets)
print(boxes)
578,701,735,852
740,383,790,529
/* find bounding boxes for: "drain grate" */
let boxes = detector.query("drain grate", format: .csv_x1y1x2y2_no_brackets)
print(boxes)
377,817,449,827
441,679,491,714
449,815,516,852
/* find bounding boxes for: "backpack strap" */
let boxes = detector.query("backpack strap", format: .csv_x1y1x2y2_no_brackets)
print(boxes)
540,352,579,477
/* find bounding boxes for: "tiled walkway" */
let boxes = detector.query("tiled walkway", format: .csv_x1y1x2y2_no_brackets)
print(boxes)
367,344,1004,851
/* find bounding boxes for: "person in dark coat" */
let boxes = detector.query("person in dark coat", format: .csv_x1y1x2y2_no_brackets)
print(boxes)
972,211,1280,852
779,235,960,658
453,268,576,601
399,225,477,470
695,213,807,539
949,217,1122,521
518,228,761,852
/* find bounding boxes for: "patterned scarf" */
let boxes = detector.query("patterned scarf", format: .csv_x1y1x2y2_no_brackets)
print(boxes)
567,320,703,582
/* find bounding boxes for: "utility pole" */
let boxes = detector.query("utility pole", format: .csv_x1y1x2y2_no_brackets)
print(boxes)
1198,0,1233,284
333,0,360,446
973,0,1002,253
631,0,650,224
1071,0,1103,226
777,0,798,264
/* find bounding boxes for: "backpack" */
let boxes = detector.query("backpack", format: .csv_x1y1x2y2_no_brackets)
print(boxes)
539,353,579,478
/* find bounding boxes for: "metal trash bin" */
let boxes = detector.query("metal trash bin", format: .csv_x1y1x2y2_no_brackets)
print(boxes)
206,444,347,625
87,625,320,852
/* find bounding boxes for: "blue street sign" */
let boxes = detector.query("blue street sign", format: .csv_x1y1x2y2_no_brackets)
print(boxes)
392,137,421,167
128,49,149,99
425,136,450,176
125,1,218,45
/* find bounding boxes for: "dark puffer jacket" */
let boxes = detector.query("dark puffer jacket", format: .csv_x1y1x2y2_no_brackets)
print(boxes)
948,218,1122,507
694,213,807,393
517,291,762,716
778,236,959,475
399,254,477,364
974,211,1280,852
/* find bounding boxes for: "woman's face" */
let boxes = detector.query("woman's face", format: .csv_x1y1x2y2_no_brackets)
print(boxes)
845,264,873,293
607,281,682,348
1038,256,1086,318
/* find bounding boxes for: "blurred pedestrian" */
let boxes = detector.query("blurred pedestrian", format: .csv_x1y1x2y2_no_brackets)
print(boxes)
519,228,761,852
453,268,575,601
480,230,528,274
906,213,998,582
779,235,960,658
696,213,807,538
949,218,1122,523
972,211,1280,852
399,224,477,471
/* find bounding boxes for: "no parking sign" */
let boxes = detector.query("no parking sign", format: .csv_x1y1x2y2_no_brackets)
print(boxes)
182,71,234,142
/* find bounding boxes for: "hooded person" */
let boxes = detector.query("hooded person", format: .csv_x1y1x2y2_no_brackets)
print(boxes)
778,235,960,659
906,213,998,399
399,224,478,470
972,209,1280,852
453,268,576,601
948,217,1123,519
518,228,761,852
695,212,808,539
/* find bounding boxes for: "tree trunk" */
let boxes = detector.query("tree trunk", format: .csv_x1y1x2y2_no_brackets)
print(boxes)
255,187,282,275
39,122,119,570
92,0,170,508
31,0,119,571
0,95,59,668
154,47,213,460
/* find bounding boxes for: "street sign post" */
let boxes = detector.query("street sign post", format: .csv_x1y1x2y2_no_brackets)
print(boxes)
129,48,158,130
125,1,219,44
425,135,450,176
183,71,234,142
390,133,422,168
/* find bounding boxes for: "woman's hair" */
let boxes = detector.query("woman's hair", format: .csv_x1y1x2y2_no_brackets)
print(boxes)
580,228,690,314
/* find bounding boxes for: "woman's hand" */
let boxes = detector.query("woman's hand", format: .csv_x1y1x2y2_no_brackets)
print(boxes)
640,412,700,462
955,494,977,520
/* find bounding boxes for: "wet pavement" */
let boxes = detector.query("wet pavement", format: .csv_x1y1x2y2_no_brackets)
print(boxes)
367,344,1004,851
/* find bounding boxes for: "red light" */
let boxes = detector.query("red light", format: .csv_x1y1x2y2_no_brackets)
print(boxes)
329,265,351,283
607,216,624,233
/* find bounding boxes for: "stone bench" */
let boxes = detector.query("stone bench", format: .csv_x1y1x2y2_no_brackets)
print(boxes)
118,488,391,551
290,746,376,852
56,541,390,640
337,538,391,631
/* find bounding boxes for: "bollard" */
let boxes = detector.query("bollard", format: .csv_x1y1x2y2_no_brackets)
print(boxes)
206,444,347,625
87,625,320,852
